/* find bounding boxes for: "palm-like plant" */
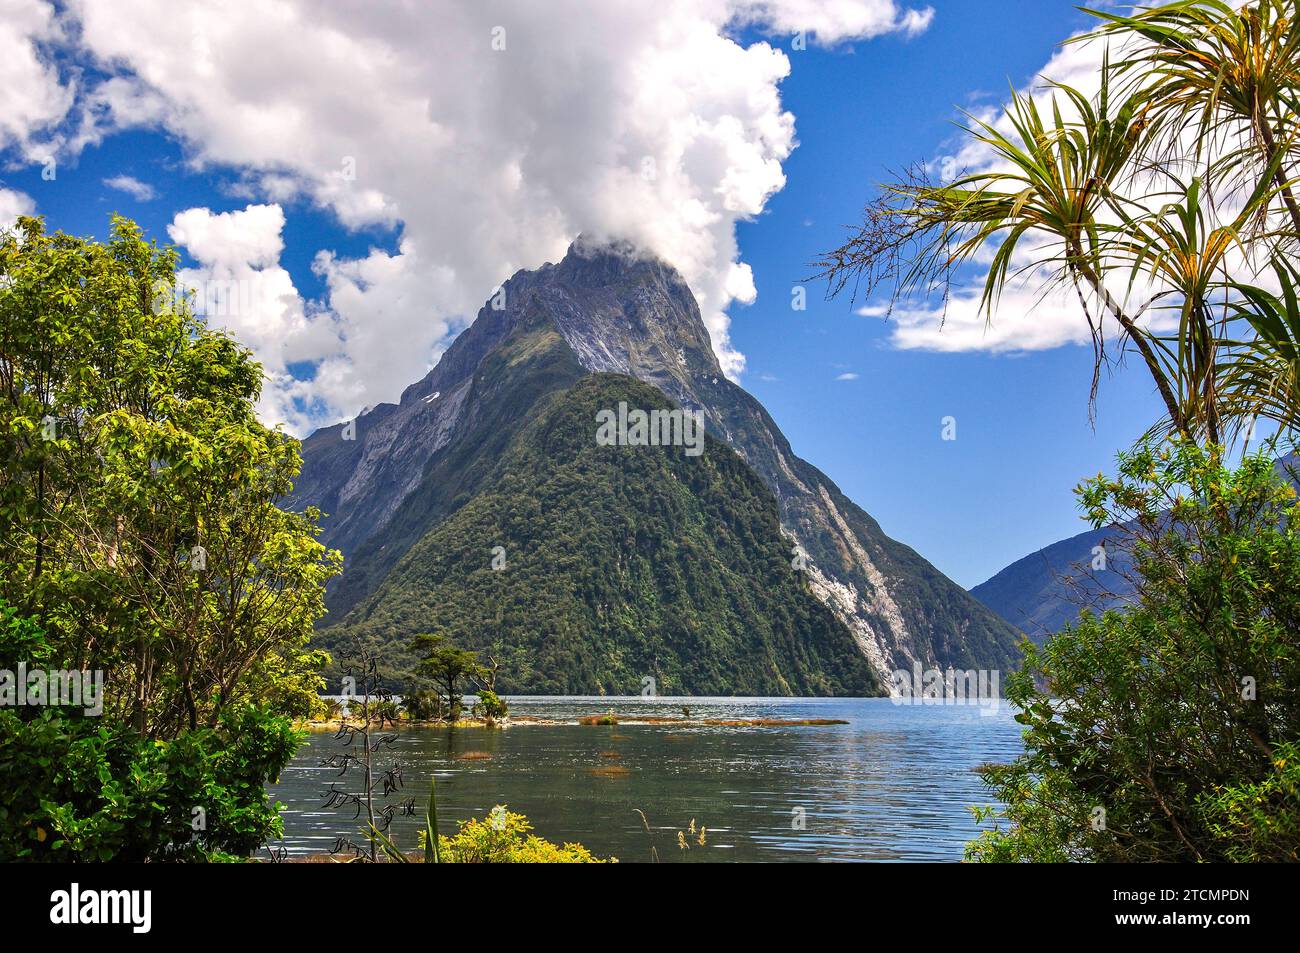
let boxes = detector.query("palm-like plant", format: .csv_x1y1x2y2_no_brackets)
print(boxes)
818,0,1300,445
812,68,1186,428
1085,0,1300,233
1089,0,1300,440
1115,176,1242,443
1221,259,1300,434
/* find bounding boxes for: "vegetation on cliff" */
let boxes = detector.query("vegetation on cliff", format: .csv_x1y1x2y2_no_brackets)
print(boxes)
322,374,880,697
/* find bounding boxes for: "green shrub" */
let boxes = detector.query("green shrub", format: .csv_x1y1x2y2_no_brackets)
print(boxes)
0,600,301,861
1198,741,1300,862
436,807,607,863
476,690,509,721
968,441,1300,862
0,705,301,862
402,689,444,721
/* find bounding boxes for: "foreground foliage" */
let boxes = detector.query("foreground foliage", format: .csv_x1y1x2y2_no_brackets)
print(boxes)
968,442,1300,862
0,216,339,859
437,808,605,863
0,601,300,861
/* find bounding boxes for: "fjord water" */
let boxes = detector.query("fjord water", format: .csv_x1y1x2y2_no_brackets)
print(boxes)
271,697,1022,862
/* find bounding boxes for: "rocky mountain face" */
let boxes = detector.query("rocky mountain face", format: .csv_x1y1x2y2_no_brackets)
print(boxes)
289,239,1022,690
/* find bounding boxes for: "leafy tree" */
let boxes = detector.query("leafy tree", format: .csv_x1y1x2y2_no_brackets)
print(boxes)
0,215,340,859
0,215,341,737
411,633,485,721
968,441,1300,862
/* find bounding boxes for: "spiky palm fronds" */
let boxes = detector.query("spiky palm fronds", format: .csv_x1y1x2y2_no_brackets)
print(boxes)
818,1,1300,445
1084,0,1300,234
813,69,1184,425
1219,258,1300,436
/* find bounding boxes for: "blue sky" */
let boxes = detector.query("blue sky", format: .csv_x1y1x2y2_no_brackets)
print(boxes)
0,0,1169,588
730,0,1168,586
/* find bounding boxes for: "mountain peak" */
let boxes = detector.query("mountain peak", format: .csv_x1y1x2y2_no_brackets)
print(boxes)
291,240,1022,689
558,233,662,280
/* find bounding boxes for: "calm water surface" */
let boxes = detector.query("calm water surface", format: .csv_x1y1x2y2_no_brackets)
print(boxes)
270,696,1022,862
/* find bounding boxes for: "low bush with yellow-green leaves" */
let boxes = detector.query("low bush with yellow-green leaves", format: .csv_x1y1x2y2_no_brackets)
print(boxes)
363,773,608,863
434,808,608,863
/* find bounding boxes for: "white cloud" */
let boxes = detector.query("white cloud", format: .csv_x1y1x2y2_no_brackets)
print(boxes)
169,203,286,270
0,0,75,161
0,187,36,229
102,174,156,201
310,241,464,416
8,0,930,429
727,0,933,42
864,284,1147,354
835,371,860,381
167,204,344,432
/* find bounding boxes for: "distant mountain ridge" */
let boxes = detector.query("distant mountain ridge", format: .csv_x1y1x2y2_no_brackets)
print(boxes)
289,239,1022,691
969,524,1133,643
971,454,1299,642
